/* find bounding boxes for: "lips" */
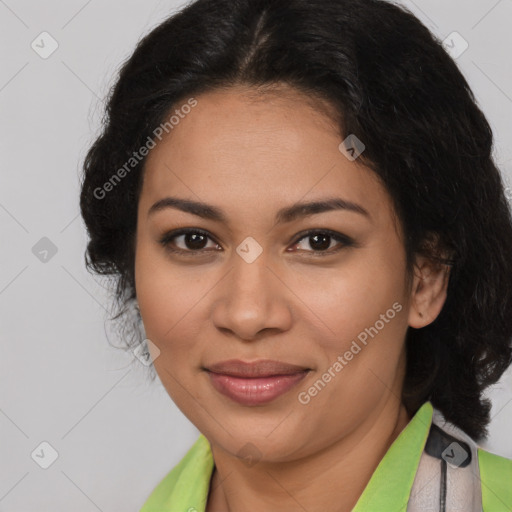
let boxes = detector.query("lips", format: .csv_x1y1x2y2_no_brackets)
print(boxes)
206,359,309,378
204,359,310,406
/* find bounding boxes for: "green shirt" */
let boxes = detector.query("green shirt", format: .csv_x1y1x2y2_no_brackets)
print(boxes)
140,401,512,511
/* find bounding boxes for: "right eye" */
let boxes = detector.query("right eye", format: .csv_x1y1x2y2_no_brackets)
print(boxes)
158,228,222,254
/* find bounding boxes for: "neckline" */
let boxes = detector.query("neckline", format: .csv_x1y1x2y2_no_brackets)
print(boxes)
144,401,434,511
352,400,434,510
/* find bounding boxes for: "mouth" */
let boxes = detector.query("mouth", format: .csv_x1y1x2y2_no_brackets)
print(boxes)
203,359,310,406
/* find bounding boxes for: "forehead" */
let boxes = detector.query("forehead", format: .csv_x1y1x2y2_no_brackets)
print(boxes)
139,85,394,226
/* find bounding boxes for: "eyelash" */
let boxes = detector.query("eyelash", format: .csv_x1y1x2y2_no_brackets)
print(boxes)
158,228,354,257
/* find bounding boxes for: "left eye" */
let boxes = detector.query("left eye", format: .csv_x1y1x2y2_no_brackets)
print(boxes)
289,230,353,254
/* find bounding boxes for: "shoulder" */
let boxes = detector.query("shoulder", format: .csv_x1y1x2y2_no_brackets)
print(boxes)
478,445,512,510
478,446,512,469
140,434,214,511
477,446,512,476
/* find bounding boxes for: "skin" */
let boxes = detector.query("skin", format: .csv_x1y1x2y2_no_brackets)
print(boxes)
134,83,451,512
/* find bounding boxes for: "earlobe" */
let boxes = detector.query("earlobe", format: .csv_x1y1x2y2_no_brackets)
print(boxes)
408,256,451,329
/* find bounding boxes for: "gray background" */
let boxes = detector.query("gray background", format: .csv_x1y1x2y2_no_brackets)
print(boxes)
1,0,511,510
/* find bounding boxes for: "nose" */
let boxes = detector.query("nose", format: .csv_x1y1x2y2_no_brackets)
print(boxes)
211,249,293,341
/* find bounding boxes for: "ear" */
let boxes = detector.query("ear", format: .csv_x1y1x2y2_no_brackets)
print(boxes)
408,253,451,329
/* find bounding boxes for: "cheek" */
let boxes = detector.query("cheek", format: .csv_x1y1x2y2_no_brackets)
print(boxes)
295,263,408,414
134,242,204,350
292,253,407,348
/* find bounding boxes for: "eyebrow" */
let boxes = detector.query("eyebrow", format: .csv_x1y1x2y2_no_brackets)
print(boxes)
147,196,370,223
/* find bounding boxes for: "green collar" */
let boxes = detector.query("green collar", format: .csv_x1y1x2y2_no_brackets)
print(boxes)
140,401,434,511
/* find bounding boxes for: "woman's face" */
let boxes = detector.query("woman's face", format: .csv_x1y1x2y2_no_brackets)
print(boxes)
135,84,415,461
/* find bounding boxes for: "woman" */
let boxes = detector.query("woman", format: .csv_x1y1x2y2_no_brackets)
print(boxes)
79,0,512,510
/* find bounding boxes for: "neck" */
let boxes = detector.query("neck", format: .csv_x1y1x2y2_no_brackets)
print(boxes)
206,397,412,512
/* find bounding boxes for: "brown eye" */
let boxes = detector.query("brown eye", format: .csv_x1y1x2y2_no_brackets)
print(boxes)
289,230,354,255
158,228,353,257
159,229,221,254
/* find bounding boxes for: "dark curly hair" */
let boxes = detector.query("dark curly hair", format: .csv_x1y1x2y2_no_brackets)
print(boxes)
79,0,512,441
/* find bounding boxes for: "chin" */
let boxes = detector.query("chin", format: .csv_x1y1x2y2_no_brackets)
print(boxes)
205,417,311,463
